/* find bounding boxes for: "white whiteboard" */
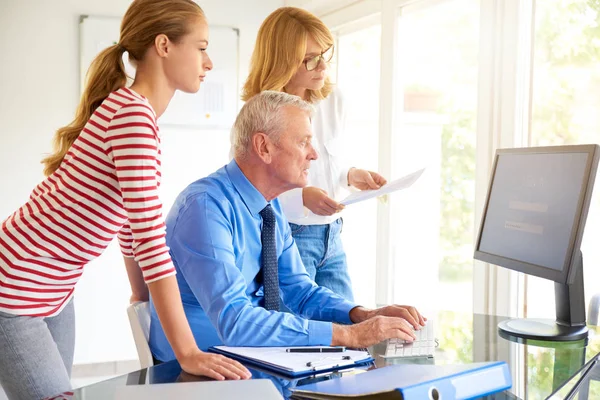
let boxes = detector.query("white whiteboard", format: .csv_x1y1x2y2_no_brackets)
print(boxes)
79,15,239,128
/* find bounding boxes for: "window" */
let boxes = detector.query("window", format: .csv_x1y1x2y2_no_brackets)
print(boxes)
527,0,600,320
391,0,480,312
335,23,382,307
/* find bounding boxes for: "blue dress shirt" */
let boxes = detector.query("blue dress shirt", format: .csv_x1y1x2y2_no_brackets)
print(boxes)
149,160,357,361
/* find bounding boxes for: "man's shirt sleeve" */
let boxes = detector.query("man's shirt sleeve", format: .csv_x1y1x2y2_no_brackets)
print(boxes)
278,220,356,325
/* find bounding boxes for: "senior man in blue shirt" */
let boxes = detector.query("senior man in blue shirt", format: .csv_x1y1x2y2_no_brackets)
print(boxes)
149,91,426,362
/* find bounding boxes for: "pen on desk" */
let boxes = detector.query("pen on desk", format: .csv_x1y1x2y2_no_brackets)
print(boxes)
286,347,346,353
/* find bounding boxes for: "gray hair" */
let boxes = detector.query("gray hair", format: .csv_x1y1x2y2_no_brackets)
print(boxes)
231,90,314,158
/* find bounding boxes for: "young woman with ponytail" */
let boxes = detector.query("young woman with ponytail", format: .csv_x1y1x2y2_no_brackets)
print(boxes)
0,1,250,398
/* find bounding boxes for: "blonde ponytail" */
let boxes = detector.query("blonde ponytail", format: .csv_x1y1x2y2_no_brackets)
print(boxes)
42,44,127,176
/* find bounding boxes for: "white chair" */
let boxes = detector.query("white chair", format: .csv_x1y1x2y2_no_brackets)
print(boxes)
127,301,154,368
589,293,600,326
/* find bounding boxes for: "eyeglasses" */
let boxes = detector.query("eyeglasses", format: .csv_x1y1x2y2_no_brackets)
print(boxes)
303,46,334,71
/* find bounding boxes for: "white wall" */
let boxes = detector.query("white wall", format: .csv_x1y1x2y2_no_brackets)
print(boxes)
0,0,283,365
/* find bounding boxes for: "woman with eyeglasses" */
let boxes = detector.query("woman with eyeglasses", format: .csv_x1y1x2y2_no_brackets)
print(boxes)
242,7,387,302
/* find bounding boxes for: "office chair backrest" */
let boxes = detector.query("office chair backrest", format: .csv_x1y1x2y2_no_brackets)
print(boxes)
589,293,600,326
127,301,154,369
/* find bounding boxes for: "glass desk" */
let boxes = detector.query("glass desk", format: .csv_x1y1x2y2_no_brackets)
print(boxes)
60,311,600,399
547,351,600,399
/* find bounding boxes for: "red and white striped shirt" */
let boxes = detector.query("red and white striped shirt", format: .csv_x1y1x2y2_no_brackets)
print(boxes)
0,88,175,317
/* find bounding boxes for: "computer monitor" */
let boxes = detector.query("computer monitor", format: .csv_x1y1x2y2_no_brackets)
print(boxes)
474,144,600,342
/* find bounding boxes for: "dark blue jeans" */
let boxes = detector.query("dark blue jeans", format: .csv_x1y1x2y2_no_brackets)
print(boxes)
289,218,354,302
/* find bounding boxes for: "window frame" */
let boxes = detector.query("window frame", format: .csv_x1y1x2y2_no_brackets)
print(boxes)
324,0,536,316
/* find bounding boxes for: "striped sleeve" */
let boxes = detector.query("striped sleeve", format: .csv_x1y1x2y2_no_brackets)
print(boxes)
117,224,134,258
107,102,175,283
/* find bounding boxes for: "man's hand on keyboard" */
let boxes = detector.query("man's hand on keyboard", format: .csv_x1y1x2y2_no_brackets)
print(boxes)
367,305,426,330
348,305,426,330
331,315,418,348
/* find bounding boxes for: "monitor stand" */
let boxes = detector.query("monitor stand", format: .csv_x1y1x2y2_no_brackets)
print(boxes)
498,251,588,342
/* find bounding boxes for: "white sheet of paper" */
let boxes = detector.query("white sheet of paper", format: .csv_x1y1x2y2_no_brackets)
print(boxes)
340,168,425,206
214,346,371,373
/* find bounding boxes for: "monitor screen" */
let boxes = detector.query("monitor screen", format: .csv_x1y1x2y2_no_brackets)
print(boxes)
475,145,599,284
479,152,588,271
474,144,599,340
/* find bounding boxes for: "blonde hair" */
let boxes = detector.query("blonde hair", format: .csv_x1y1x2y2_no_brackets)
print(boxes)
42,0,205,177
242,7,334,103
232,91,314,159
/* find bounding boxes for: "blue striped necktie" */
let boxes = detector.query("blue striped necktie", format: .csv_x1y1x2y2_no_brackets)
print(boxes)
259,204,280,311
